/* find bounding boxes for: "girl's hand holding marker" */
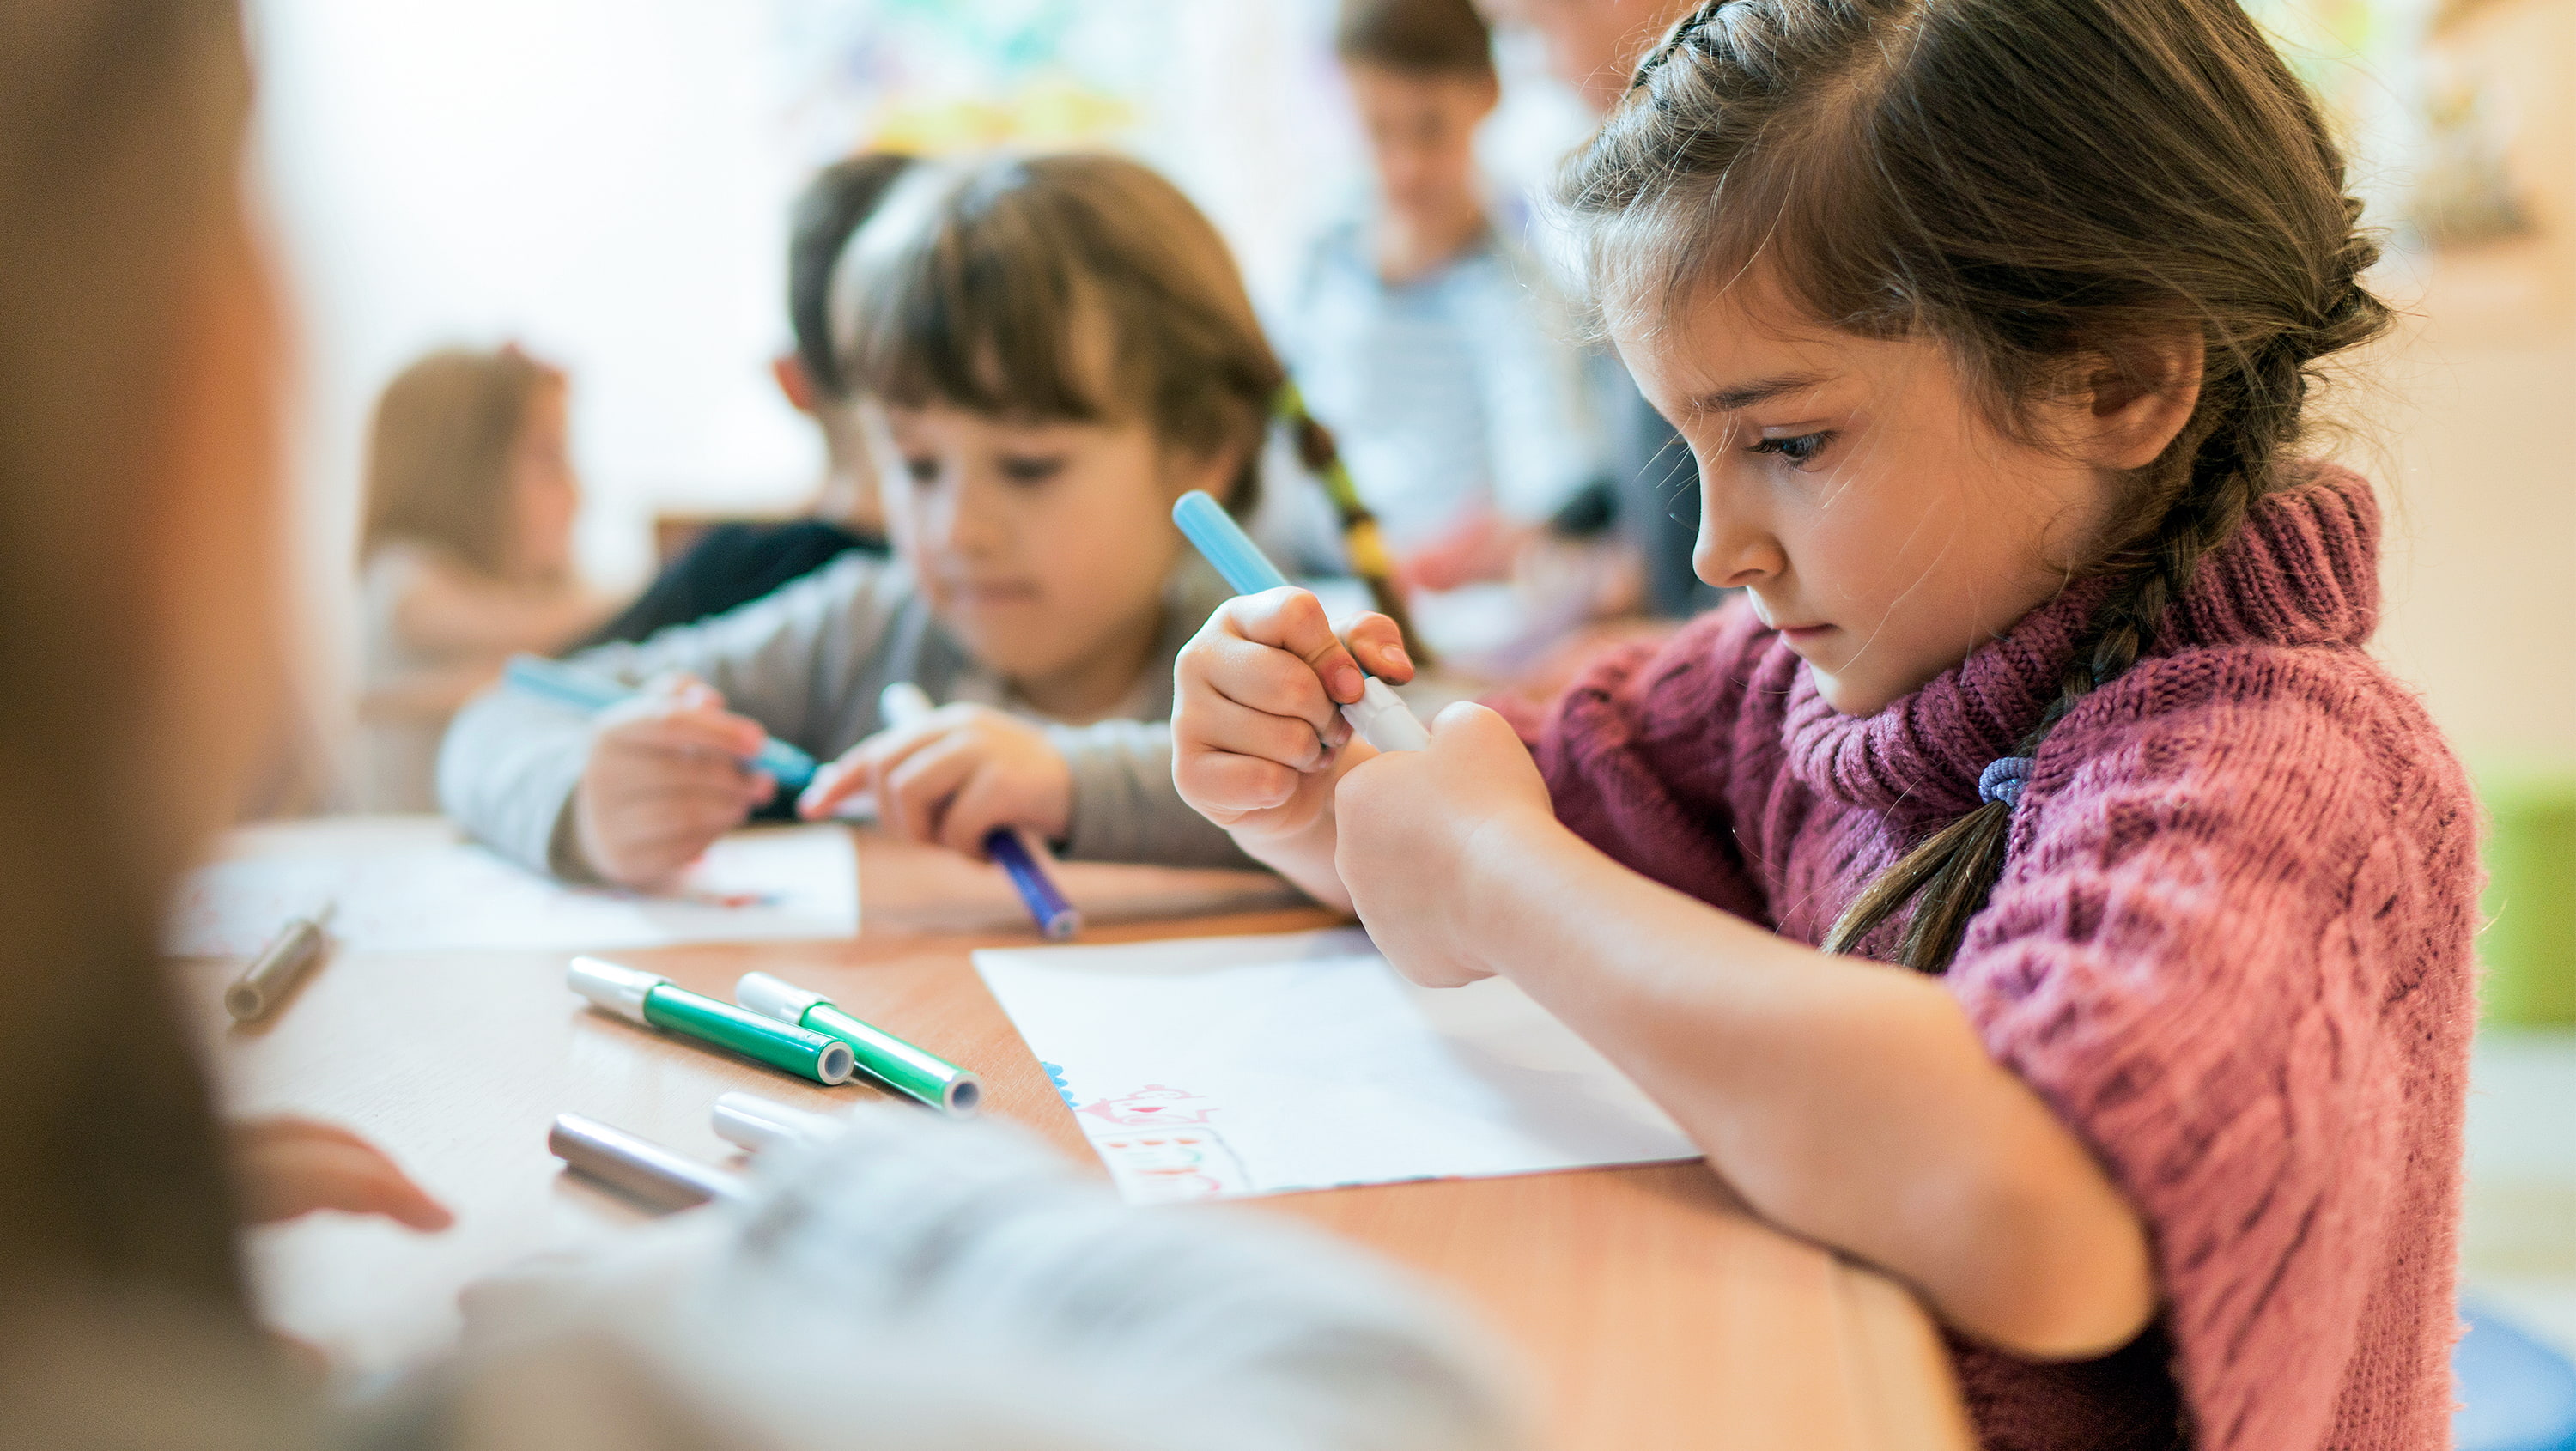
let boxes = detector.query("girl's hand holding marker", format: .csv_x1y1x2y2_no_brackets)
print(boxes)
573,671,781,889
796,690,1073,859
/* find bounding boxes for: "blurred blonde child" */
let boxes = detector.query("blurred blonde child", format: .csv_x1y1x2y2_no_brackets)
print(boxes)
355,345,611,810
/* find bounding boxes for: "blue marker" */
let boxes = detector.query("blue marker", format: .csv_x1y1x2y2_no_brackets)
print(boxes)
501,654,818,791
1171,491,1430,753
878,683,1081,941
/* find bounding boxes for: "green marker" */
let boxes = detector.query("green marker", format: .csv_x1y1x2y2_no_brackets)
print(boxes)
569,957,854,1086
735,972,981,1117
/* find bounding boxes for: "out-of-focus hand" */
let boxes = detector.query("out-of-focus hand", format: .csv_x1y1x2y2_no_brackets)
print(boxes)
572,674,775,889
1335,701,1564,987
797,703,1070,859
1170,587,1413,847
1400,511,1538,594
231,1116,453,1230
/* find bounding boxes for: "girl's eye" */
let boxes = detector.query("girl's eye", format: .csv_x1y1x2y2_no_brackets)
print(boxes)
997,452,1067,484
903,456,939,486
1747,431,1835,468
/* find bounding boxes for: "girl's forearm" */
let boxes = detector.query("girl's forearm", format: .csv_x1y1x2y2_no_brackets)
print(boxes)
1235,814,1352,912
1461,820,2155,1359
1224,739,1380,914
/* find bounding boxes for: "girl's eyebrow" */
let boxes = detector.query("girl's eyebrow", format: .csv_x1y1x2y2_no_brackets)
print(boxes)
1692,371,1834,414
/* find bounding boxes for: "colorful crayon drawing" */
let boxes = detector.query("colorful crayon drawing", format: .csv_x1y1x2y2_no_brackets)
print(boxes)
1078,1083,1218,1129
1077,1084,1250,1201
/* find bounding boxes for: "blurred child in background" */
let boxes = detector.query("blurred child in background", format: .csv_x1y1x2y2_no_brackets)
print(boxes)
440,153,1358,887
1283,0,1616,671
582,152,914,648
0,12,1515,1444
355,344,611,810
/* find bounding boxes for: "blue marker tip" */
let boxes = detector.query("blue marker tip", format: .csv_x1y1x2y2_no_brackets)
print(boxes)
1169,492,1431,755
1173,491,1292,596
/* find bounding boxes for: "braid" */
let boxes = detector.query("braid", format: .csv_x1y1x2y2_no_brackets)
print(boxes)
1821,337,2303,973
1269,381,1434,665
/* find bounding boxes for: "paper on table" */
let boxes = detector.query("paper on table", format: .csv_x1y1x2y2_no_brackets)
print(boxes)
167,818,857,956
974,927,1699,1204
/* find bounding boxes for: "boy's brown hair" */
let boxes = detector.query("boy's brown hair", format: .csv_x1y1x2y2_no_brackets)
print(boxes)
836,153,1296,517
1564,0,2390,973
835,150,1425,650
360,344,563,580
1334,0,1495,77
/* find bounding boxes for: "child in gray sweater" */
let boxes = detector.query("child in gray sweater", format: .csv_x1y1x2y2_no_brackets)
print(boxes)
440,153,1348,887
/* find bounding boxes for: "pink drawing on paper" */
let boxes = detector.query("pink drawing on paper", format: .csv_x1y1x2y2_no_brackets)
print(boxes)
1077,1084,1249,1201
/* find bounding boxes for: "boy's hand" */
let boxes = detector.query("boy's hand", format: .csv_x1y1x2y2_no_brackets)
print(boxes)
231,1116,453,1230
573,674,776,889
798,703,1071,859
1171,588,1412,846
1334,701,1561,988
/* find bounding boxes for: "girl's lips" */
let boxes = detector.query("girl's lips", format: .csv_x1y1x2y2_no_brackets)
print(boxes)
1777,622,1836,641
945,581,1042,608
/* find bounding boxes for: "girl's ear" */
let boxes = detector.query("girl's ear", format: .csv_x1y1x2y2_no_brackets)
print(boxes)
1167,435,1249,506
2078,332,2204,471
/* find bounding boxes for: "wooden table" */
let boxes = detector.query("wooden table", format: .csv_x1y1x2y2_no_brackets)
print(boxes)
182,819,1971,1451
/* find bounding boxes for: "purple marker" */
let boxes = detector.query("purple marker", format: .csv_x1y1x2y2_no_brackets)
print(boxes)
879,683,1083,941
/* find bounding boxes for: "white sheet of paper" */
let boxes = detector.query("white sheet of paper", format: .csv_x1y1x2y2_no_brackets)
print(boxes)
974,927,1700,1204
167,819,858,956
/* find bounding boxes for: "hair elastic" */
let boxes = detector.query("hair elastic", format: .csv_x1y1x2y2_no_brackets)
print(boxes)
1978,756,2034,810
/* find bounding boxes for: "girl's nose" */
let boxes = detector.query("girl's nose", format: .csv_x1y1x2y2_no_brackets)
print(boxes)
1691,468,1781,591
939,472,1010,558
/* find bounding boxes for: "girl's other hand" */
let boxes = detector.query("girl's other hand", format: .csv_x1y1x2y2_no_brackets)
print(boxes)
1334,701,1562,987
1171,589,1412,844
230,1116,453,1231
572,674,776,889
798,703,1072,859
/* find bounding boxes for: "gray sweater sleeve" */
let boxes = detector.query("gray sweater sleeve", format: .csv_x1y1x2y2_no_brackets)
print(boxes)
1048,719,1255,870
436,556,909,877
438,552,1263,878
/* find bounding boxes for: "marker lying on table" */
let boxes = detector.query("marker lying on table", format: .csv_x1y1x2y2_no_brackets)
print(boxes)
550,1112,746,1211
735,971,982,1117
502,653,817,792
876,682,1081,941
711,1090,843,1154
568,956,855,1085
224,901,335,1023
1170,490,1429,753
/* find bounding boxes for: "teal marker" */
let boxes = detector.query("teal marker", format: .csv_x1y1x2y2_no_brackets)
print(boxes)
1171,491,1429,752
505,654,819,791
569,956,854,1085
735,971,981,1116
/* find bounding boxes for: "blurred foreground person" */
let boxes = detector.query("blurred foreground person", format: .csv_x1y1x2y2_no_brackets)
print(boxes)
0,5,1520,1449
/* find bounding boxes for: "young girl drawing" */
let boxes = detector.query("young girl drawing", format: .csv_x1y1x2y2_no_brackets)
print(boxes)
355,345,611,810
1173,2,2476,1446
440,154,1349,887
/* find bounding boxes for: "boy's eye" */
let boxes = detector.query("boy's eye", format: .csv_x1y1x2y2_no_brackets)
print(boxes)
997,452,1068,484
1747,431,1835,468
903,456,939,486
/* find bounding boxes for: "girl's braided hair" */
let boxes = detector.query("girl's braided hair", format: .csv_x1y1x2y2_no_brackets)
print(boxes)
1564,0,2389,972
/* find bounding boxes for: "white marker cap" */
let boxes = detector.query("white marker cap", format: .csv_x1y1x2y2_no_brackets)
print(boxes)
568,956,668,1025
735,971,827,1025
712,1091,842,1155
1343,677,1431,753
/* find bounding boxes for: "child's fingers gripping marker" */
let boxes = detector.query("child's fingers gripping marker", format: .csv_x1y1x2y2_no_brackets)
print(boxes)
1171,490,1427,753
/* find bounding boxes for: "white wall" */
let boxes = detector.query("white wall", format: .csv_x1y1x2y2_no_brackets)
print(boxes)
248,0,823,794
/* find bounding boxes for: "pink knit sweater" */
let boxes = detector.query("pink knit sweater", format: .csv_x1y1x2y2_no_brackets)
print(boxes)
1510,469,2476,1450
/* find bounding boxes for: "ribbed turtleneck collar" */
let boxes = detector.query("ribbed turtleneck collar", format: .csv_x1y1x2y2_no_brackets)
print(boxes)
1780,466,2382,817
